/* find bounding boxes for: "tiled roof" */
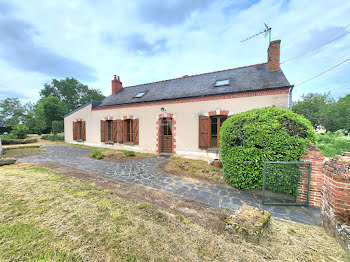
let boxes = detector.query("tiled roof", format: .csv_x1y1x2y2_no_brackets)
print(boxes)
63,100,101,118
96,63,291,108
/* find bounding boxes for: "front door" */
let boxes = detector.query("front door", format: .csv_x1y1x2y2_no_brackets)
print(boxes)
160,118,172,153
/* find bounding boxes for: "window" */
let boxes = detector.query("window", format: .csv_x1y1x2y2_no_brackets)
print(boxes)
73,120,86,141
107,120,113,141
134,91,146,98
215,79,230,87
210,116,227,148
125,119,133,142
162,118,172,136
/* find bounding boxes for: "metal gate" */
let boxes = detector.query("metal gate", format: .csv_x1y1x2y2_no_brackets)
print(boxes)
262,161,311,206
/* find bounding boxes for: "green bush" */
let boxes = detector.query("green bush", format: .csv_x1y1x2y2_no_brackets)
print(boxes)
120,150,135,157
41,134,64,141
220,107,315,194
90,150,104,159
11,124,29,139
52,120,64,135
1,135,37,145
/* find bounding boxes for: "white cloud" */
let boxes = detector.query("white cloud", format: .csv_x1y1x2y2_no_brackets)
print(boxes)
0,0,349,103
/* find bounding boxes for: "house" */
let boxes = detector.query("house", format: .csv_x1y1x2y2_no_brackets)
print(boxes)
64,40,292,160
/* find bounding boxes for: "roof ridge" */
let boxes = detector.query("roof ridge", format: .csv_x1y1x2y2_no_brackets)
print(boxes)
124,62,267,88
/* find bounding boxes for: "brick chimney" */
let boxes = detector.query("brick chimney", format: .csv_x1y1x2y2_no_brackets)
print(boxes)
112,75,123,95
267,40,281,72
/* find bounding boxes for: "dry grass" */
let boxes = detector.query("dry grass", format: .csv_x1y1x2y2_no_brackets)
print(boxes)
0,147,47,158
0,163,348,261
164,157,224,184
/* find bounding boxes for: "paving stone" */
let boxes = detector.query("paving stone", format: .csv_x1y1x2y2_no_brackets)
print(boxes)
18,145,321,225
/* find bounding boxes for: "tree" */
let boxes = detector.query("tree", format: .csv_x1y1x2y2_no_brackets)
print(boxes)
0,98,25,127
35,96,67,132
292,92,335,130
330,94,350,132
40,78,105,111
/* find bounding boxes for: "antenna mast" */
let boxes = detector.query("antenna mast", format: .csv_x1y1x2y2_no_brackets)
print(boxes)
241,23,271,43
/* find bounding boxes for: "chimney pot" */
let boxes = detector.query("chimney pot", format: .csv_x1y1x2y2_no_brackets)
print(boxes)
268,40,281,72
111,75,123,95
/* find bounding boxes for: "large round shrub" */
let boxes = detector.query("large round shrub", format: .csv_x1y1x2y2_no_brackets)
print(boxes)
220,107,315,192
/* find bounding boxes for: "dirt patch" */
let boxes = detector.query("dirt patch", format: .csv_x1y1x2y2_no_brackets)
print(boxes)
101,152,151,163
37,162,230,232
158,157,227,185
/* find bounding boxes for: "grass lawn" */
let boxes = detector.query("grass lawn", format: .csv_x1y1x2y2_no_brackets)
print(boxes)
0,163,348,261
316,133,350,157
0,146,48,159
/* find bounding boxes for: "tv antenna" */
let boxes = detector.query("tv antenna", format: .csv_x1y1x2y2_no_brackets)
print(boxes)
241,23,271,43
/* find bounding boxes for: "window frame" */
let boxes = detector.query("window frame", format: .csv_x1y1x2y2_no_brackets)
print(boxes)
209,115,227,148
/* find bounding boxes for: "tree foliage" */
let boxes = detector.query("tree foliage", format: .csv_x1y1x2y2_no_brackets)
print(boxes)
0,98,25,127
292,92,334,130
40,78,105,111
35,96,67,132
220,107,315,193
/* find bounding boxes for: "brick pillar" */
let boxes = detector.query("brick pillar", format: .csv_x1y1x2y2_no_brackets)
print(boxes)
297,145,325,207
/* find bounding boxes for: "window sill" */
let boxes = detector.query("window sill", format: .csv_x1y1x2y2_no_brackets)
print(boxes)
207,148,220,154
105,141,114,145
123,142,134,146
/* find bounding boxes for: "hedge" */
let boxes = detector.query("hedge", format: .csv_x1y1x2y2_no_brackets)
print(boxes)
220,107,315,195
41,134,64,141
1,138,38,145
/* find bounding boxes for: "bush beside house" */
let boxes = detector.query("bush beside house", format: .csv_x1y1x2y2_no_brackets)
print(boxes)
220,107,315,193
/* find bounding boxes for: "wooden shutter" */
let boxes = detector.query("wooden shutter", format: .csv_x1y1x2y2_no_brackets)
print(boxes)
199,115,210,149
100,120,106,142
73,121,77,140
112,120,118,142
117,120,124,143
82,121,86,141
133,119,139,145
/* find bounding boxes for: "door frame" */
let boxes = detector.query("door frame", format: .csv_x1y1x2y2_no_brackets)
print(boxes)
156,113,176,154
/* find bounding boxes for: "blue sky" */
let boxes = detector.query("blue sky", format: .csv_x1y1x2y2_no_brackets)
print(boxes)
0,0,349,103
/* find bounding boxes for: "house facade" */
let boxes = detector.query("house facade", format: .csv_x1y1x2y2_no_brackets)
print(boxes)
64,40,293,160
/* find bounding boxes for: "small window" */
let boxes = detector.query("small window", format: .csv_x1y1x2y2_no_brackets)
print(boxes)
215,79,230,87
134,91,146,98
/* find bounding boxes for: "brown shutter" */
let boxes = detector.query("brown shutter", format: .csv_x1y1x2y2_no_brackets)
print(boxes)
73,121,77,140
117,120,124,143
133,119,139,145
112,120,118,142
199,115,210,149
100,120,106,142
82,121,86,141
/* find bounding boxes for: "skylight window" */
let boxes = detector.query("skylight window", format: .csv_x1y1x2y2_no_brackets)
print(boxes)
215,79,230,87
134,92,146,98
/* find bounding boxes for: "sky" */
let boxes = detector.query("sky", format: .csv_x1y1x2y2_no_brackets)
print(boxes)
0,0,349,103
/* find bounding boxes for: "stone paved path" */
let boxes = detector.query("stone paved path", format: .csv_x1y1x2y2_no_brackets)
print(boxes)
19,145,320,225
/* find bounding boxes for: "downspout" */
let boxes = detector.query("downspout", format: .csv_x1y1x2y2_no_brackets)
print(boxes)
289,85,294,111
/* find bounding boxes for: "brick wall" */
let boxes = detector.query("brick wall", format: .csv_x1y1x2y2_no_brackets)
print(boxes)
321,153,350,252
298,148,349,252
297,145,325,207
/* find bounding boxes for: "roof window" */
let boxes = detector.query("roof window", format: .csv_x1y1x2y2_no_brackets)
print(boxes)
215,79,230,87
134,91,146,98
